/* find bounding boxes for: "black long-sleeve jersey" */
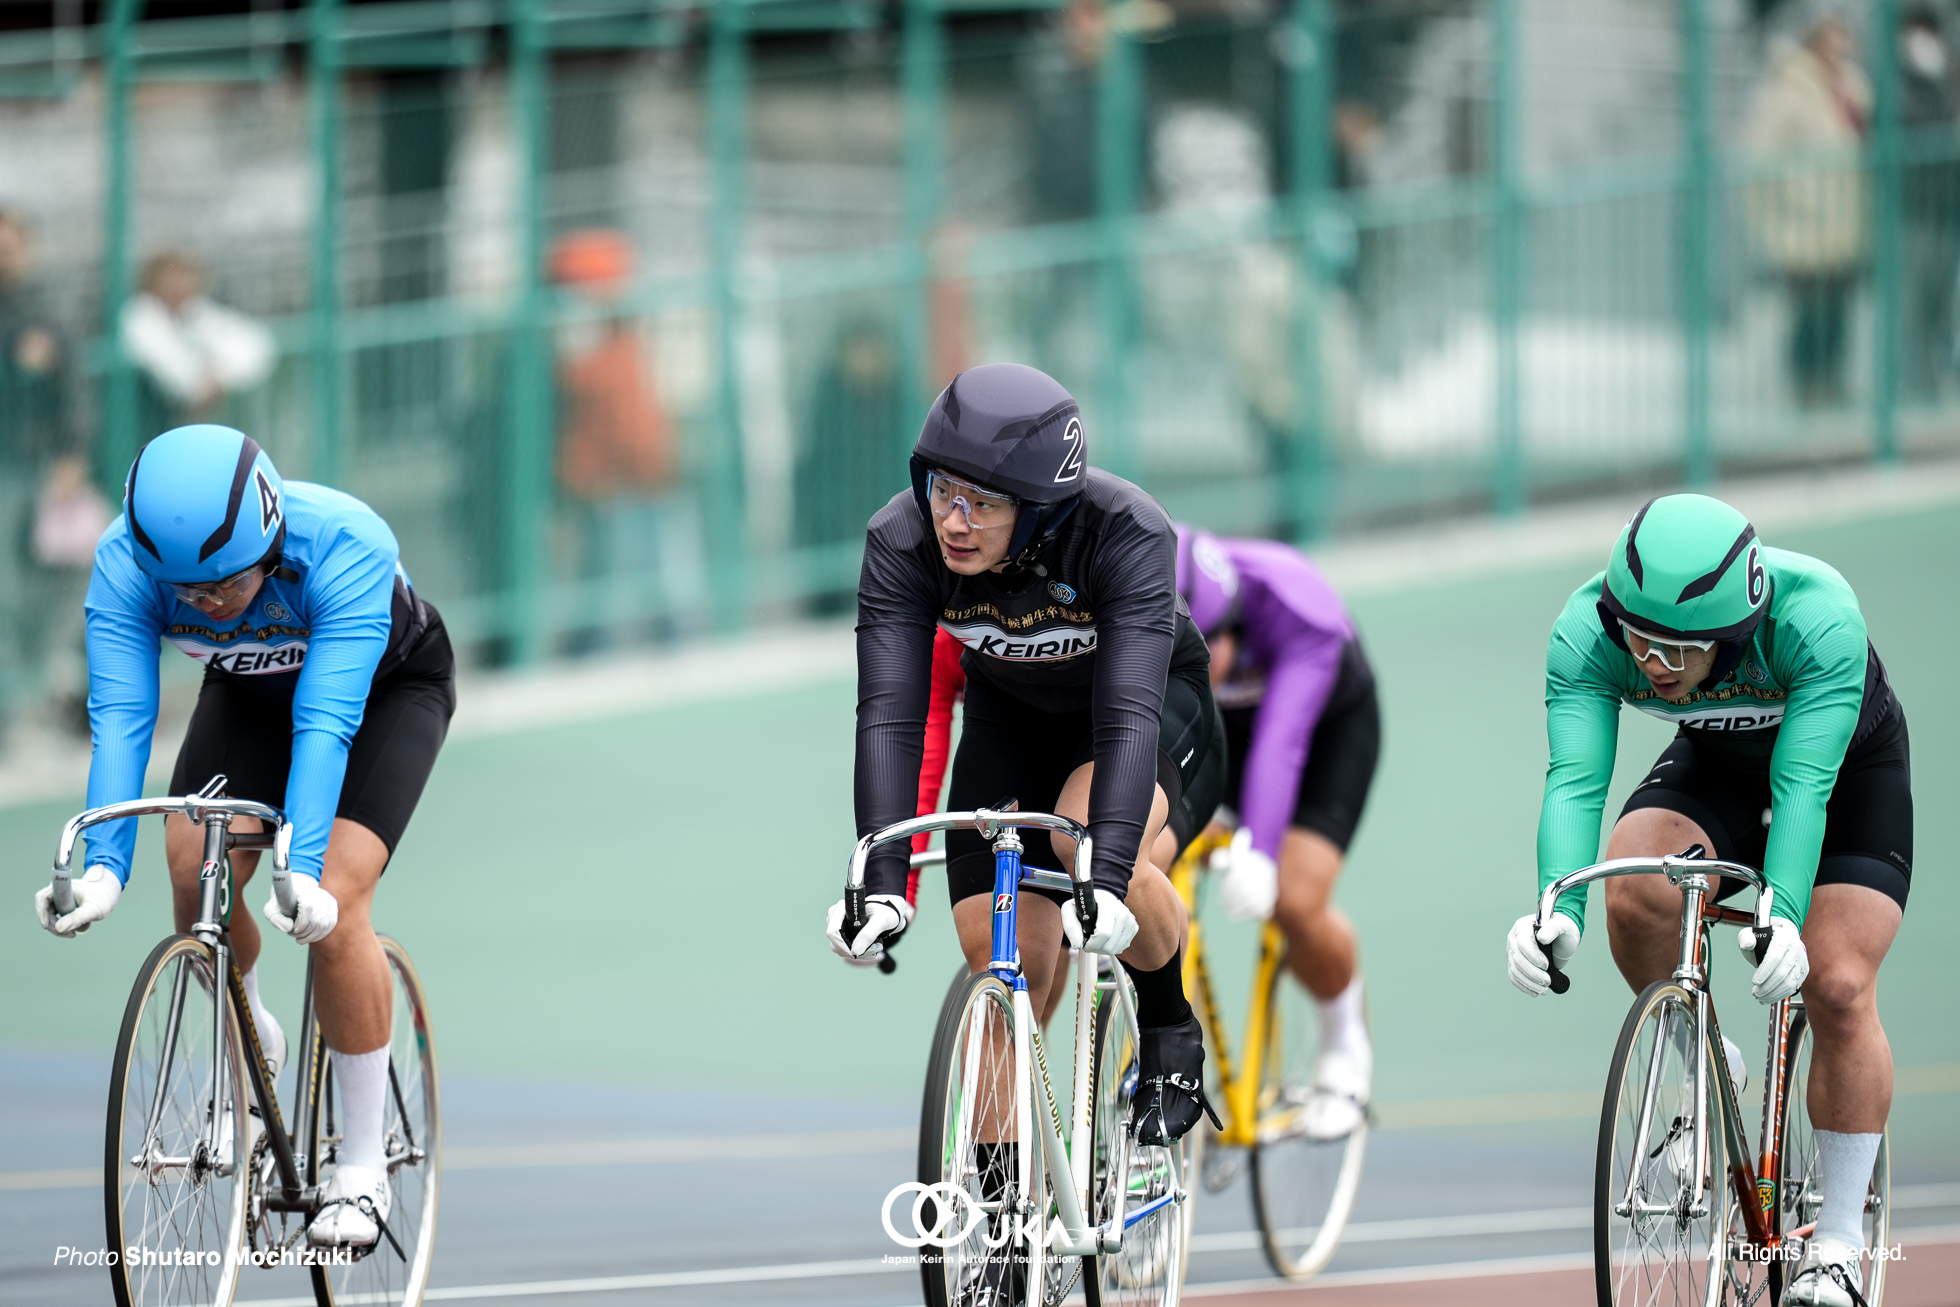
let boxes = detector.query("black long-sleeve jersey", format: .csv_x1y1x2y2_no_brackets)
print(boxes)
854,468,1208,899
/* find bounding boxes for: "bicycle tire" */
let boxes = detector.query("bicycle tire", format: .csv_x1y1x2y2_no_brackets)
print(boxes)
308,936,441,1307
106,934,249,1307
919,967,1052,1306
1777,1004,1890,1305
1248,960,1368,1281
1085,961,1188,1307
1594,979,1729,1307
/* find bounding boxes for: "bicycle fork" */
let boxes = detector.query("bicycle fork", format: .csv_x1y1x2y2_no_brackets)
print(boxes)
985,828,1112,1260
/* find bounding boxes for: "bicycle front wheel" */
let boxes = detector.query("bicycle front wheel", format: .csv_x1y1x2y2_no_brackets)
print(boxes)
1249,961,1368,1281
1085,961,1188,1307
309,936,440,1307
1595,980,1728,1307
106,935,249,1307
1778,1003,1890,1305
919,968,1053,1307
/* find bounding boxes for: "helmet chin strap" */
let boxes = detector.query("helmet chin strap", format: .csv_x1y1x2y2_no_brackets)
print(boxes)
1000,498,1081,577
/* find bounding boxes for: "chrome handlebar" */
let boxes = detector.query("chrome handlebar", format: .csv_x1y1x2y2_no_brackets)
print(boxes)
1536,854,1772,994
52,796,295,918
845,807,1097,957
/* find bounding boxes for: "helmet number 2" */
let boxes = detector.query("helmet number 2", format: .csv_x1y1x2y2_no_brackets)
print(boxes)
1054,418,1083,484
1746,544,1765,607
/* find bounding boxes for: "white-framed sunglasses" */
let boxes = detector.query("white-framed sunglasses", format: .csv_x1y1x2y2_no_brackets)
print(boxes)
170,563,262,605
925,469,1019,531
1621,621,1715,674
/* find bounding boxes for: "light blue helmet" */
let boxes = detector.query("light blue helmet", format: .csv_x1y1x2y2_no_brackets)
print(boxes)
124,425,286,583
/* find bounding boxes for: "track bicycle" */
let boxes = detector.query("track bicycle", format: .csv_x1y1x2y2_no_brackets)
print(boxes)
845,803,1192,1307
51,774,440,1307
1536,852,1889,1307
1167,827,1367,1281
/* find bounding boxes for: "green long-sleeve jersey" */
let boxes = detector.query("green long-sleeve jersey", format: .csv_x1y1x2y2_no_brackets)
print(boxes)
1538,546,1885,933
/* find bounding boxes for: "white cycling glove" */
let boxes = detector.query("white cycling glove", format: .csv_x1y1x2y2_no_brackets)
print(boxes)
1210,828,1278,922
264,875,339,946
1507,912,1580,996
35,866,122,938
826,894,914,963
1738,918,1808,1004
1062,888,1140,956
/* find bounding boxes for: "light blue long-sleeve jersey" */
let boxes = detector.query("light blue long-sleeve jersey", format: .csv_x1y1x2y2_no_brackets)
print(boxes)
85,481,407,884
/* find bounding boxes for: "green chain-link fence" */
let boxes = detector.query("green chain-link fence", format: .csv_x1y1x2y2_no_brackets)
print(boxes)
0,0,1956,708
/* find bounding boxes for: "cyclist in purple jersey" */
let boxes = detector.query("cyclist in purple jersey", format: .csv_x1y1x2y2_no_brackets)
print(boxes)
1176,526,1379,1140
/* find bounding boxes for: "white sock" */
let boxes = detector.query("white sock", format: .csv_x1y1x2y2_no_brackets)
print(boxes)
241,966,274,1037
331,1045,392,1175
1316,976,1369,1063
1721,1034,1748,1096
1813,1130,1880,1251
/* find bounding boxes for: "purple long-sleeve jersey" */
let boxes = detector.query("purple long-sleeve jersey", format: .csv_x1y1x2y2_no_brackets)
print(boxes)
1213,538,1354,859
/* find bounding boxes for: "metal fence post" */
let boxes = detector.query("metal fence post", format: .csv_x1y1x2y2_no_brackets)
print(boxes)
100,0,142,493
1289,0,1331,543
1490,0,1524,514
1872,0,1901,465
705,0,750,631
900,0,942,429
1679,0,1713,486
1094,3,1141,482
308,0,343,487
503,0,551,663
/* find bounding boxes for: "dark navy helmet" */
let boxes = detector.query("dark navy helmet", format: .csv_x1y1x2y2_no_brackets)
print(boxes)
125,425,287,583
909,363,1086,568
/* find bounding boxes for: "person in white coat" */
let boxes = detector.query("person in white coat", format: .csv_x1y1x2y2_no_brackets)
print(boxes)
121,250,276,434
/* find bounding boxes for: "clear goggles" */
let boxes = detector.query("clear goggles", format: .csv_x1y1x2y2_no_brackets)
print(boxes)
170,563,262,605
1620,621,1715,673
925,470,1019,531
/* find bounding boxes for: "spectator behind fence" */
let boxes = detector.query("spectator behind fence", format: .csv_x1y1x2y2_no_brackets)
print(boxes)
0,208,99,737
793,316,904,616
122,249,276,437
550,229,696,650
1900,3,1960,398
1743,12,1871,411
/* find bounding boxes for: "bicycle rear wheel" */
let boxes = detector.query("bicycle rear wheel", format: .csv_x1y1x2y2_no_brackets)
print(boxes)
1249,960,1368,1281
1085,961,1188,1307
1778,1003,1890,1305
1596,980,1729,1307
920,968,1053,1307
106,935,249,1307
308,936,440,1307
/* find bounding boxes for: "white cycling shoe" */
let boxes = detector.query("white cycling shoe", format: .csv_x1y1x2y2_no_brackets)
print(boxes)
1298,1046,1372,1142
308,1165,392,1248
1781,1236,1867,1306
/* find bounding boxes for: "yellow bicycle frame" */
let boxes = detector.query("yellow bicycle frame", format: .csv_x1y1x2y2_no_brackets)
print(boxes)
1170,829,1301,1150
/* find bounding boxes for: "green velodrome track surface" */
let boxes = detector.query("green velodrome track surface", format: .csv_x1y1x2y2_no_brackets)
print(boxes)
3,504,1956,1130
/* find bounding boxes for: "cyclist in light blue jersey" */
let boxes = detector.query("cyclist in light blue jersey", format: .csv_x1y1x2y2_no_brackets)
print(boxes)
33,424,455,1251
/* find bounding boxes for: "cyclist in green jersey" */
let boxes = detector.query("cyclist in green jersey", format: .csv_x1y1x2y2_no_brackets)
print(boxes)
1506,494,1909,1307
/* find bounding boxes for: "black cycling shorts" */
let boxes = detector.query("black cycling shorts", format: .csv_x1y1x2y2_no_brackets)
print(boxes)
1618,706,1913,912
1221,637,1380,854
169,613,457,863
944,665,1227,907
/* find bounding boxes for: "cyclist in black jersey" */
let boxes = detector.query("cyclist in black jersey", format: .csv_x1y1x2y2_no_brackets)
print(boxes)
827,362,1226,1149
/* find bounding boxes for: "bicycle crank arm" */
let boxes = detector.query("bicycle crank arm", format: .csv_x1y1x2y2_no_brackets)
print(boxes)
263,1185,324,1214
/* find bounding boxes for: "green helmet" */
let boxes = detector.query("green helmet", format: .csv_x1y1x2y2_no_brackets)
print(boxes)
1600,494,1768,642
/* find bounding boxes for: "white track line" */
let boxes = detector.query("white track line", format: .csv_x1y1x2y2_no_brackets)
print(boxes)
220,1193,1960,1305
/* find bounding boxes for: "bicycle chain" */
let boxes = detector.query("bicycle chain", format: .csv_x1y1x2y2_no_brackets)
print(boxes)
245,1133,308,1264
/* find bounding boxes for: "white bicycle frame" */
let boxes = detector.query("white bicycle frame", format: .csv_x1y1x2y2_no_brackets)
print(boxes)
849,807,1187,1258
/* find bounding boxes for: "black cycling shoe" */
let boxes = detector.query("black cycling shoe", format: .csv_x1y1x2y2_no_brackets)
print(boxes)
1133,1013,1221,1146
